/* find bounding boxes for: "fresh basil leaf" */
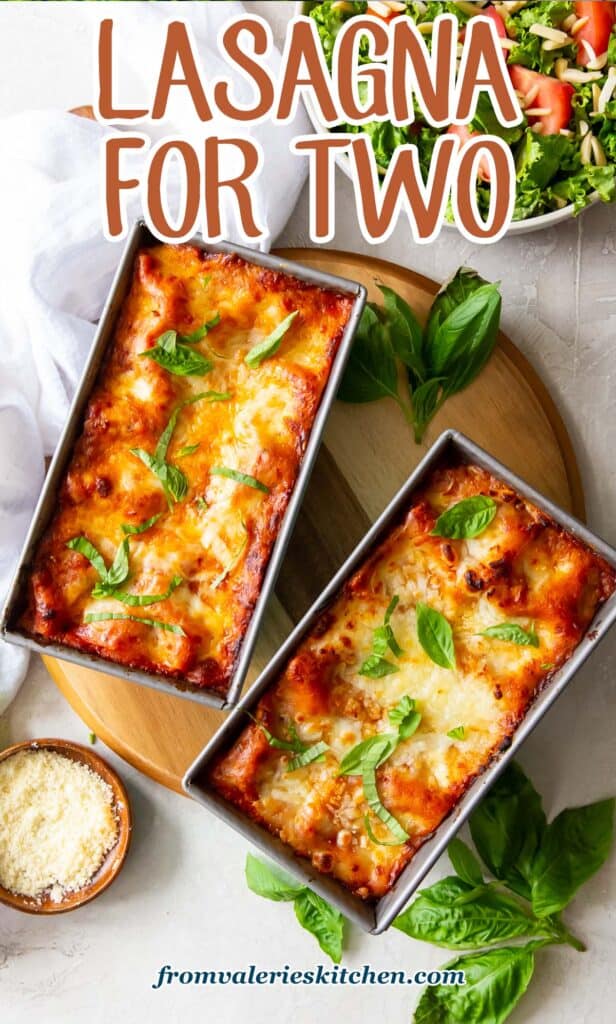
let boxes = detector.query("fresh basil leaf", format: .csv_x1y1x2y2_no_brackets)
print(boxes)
424,267,493,360
389,696,422,741
180,314,220,343
447,726,466,741
252,718,306,754
245,311,298,369
364,813,406,847
412,944,538,1024
469,762,547,901
245,853,304,902
363,766,409,843
141,332,213,376
287,742,329,773
416,602,456,670
83,611,185,635
428,284,501,379
359,653,399,678
121,514,162,536
95,574,183,608
66,536,107,579
131,448,188,507
378,284,425,383
531,799,615,918
448,838,483,887
337,304,401,405
480,623,539,648
293,889,344,964
102,538,130,588
177,443,200,458
338,734,399,776
432,496,498,540
211,466,269,493
410,377,445,444
396,883,543,950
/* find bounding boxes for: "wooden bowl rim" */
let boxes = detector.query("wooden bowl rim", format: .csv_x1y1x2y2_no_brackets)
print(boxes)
0,738,132,915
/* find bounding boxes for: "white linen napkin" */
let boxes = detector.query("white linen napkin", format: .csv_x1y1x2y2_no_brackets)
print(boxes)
0,1,309,714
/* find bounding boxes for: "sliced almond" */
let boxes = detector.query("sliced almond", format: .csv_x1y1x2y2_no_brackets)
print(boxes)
523,83,541,107
570,15,590,36
587,51,608,71
529,23,571,44
592,83,602,113
524,107,553,117
580,37,597,64
580,131,593,165
591,135,607,166
560,68,603,83
579,119,590,137
418,21,434,34
367,0,392,16
597,67,616,115
554,57,569,79
559,128,575,138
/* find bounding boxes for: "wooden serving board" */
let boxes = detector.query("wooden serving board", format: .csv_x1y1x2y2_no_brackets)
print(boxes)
44,249,585,795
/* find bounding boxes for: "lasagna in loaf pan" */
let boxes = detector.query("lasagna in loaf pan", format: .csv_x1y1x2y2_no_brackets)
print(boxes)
5,228,364,707
185,431,616,930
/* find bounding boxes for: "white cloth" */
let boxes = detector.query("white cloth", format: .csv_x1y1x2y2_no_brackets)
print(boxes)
0,1,309,713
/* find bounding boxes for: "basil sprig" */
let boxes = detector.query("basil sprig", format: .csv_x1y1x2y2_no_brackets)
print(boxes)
245,311,298,368
432,496,498,539
67,535,182,609
131,391,230,507
251,717,329,774
395,762,614,1023
338,268,501,442
359,594,403,678
416,602,456,670
480,622,540,648
140,316,220,376
245,854,344,963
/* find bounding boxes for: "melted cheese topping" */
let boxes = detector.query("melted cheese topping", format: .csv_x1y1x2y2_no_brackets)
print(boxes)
209,463,616,899
21,245,353,693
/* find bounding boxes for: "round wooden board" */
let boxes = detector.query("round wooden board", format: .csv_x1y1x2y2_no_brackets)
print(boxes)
45,248,585,795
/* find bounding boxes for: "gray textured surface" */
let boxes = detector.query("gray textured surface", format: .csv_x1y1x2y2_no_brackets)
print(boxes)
1,3,615,1023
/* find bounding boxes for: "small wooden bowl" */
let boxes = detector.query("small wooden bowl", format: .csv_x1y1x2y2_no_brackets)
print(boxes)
0,738,132,914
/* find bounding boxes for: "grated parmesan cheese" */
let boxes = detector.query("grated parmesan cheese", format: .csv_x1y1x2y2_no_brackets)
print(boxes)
0,749,119,901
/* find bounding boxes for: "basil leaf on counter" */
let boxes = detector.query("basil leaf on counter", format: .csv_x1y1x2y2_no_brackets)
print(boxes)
287,742,329,773
412,943,538,1024
447,726,466,741
480,623,539,648
432,496,498,540
448,838,483,887
211,466,270,494
140,330,213,377
293,889,344,964
66,536,108,580
245,853,304,902
245,311,298,368
245,854,344,964
378,284,425,382
388,695,421,741
469,763,547,901
530,799,615,919
416,602,456,670
121,514,162,536
396,881,544,950
338,305,407,410
83,612,185,636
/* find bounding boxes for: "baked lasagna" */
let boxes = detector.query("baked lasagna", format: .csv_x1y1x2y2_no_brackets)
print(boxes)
208,461,616,899
20,244,354,694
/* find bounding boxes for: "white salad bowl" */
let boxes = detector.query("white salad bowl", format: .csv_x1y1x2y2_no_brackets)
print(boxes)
294,0,599,235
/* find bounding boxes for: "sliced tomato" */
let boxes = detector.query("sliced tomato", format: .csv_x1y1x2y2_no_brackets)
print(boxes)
483,5,508,39
574,1,616,65
509,65,574,136
447,124,492,181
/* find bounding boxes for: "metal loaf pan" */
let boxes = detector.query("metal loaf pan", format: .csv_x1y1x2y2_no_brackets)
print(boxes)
1,221,367,711
183,429,616,932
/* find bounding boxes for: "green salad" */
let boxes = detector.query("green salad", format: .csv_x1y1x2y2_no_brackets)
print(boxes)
307,0,616,221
